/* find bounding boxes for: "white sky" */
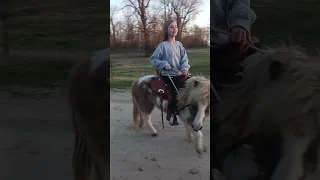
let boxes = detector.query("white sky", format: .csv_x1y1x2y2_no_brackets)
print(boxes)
110,0,210,27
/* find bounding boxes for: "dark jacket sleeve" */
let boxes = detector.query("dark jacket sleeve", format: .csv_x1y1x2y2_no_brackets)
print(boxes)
227,0,257,33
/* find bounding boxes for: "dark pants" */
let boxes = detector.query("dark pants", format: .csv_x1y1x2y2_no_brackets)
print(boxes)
161,75,183,112
211,47,244,87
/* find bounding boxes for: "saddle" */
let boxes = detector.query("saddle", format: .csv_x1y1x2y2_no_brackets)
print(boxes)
150,75,172,103
149,73,189,105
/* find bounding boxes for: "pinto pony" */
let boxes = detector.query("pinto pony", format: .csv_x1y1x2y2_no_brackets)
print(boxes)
131,75,210,153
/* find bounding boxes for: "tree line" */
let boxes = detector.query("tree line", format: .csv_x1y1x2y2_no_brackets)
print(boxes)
110,0,209,55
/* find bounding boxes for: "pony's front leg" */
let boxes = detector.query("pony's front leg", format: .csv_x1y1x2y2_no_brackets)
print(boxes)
192,130,204,154
183,121,193,142
271,132,316,180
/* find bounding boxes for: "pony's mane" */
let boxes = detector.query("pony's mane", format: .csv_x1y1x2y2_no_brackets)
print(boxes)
177,75,210,106
217,46,320,134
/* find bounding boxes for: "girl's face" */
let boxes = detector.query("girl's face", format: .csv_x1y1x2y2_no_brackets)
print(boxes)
167,21,178,38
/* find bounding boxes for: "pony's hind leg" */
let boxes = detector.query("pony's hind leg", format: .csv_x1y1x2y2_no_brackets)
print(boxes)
139,112,144,128
141,112,157,136
132,100,141,129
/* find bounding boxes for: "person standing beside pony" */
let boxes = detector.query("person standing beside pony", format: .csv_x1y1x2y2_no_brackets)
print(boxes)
150,19,191,126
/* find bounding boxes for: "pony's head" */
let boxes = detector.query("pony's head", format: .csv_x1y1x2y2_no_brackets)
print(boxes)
177,75,210,131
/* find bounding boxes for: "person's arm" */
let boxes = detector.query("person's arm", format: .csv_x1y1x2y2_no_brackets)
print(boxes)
179,42,190,71
227,0,257,33
150,43,171,70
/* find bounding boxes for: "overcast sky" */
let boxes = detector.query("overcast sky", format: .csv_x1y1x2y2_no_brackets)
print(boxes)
110,0,210,27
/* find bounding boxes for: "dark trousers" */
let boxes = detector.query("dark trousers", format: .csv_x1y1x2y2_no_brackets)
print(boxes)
161,75,182,112
211,46,244,87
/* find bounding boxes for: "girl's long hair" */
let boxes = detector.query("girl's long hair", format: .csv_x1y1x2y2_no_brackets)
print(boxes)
163,19,176,41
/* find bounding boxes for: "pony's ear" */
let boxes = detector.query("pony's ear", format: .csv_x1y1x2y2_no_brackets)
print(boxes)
194,80,199,87
269,60,285,81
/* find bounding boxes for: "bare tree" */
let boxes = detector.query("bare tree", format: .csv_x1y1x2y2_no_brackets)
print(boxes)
123,0,155,56
110,5,121,47
162,0,202,41
123,9,135,46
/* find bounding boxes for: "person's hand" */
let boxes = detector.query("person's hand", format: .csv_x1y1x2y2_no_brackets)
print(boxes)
230,26,252,53
167,65,172,70
181,69,189,77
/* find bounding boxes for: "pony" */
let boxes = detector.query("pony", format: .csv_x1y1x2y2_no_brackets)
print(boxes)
214,46,320,180
67,48,110,180
131,74,210,154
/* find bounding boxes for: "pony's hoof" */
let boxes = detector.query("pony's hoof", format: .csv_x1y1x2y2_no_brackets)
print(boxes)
195,145,204,154
196,149,203,155
196,147,203,154
203,145,208,152
151,133,158,137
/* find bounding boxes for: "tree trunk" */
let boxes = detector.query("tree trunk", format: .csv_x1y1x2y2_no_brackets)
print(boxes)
144,34,149,56
176,14,182,41
141,15,150,56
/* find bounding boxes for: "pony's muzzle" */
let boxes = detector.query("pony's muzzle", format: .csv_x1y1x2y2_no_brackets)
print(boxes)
191,124,203,132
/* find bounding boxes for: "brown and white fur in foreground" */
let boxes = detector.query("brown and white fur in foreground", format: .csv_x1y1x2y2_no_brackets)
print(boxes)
131,75,210,154
68,48,110,180
216,47,320,180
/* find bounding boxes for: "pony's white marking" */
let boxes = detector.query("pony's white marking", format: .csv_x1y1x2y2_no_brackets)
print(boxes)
138,75,157,84
192,103,207,131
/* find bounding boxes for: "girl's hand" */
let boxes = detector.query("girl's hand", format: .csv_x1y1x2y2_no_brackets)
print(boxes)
167,65,172,70
181,69,189,77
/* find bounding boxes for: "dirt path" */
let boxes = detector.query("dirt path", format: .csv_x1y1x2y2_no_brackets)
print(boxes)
0,90,210,180
110,91,210,180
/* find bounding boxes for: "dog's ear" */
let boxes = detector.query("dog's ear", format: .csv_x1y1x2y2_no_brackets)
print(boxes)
194,80,199,87
269,60,285,81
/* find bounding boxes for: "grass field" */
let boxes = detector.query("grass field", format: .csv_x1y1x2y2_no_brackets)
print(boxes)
110,49,210,89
